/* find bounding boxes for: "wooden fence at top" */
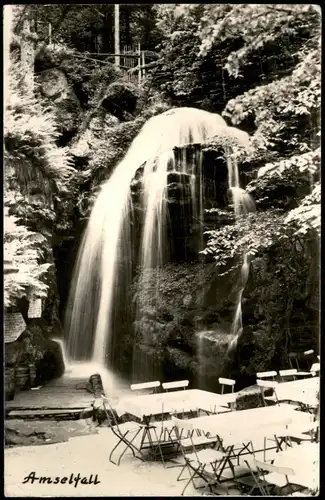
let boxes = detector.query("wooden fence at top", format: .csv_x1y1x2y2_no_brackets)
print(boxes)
121,43,146,86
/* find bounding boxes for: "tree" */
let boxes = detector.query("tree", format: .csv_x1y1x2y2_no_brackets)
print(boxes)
194,4,321,370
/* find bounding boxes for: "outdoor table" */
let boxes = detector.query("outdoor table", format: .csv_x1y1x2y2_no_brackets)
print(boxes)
115,389,235,421
115,389,235,459
272,441,319,492
184,405,297,457
276,376,319,411
171,404,299,484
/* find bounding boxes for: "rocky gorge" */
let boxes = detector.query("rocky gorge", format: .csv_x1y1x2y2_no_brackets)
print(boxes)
5,6,320,403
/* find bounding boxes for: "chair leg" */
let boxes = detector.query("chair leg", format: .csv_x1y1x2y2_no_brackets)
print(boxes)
181,463,198,496
109,431,132,465
177,463,187,481
117,429,143,465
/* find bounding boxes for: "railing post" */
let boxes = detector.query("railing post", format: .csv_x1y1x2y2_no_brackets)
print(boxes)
114,4,120,68
138,42,141,86
141,50,145,81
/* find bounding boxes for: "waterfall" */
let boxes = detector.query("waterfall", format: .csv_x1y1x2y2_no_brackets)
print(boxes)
227,153,256,350
65,107,251,372
52,338,70,371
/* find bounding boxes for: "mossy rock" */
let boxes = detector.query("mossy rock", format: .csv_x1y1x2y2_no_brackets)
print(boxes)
235,384,273,410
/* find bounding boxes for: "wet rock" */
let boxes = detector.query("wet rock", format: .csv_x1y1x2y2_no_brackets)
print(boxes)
92,398,107,424
101,81,139,120
183,294,193,308
89,374,105,397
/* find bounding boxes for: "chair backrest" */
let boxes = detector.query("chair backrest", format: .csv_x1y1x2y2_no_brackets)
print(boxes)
288,352,300,370
130,381,161,394
218,377,236,394
279,369,297,380
162,380,189,392
171,416,200,461
101,395,120,430
254,458,295,477
256,379,279,406
310,363,320,375
171,415,196,432
256,379,278,389
256,371,277,380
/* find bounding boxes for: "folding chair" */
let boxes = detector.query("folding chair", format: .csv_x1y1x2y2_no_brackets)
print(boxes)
304,350,314,370
279,369,298,381
171,416,228,496
310,363,320,376
143,404,182,467
282,422,319,447
162,380,189,392
217,378,237,411
130,380,161,394
245,458,298,496
280,368,312,380
218,377,236,394
256,371,277,381
101,395,145,465
257,379,280,406
288,352,300,370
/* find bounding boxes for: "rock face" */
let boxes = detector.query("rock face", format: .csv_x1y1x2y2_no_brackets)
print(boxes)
115,260,244,389
5,321,65,397
38,68,81,139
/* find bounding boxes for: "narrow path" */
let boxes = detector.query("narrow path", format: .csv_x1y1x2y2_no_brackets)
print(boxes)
6,374,94,420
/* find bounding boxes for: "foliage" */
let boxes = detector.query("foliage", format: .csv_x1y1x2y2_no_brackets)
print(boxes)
202,210,290,273
14,4,162,55
223,46,321,162
285,183,321,237
5,62,75,199
4,210,52,307
246,148,320,209
152,4,320,114
85,101,171,192
197,5,320,77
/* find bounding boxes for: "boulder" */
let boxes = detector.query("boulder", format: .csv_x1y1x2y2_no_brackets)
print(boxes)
39,68,70,100
38,68,81,136
5,325,65,388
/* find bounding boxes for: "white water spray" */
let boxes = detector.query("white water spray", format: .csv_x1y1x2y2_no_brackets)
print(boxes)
65,107,251,370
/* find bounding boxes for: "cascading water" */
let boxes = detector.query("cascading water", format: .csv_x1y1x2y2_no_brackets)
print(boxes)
65,107,252,381
227,164,256,350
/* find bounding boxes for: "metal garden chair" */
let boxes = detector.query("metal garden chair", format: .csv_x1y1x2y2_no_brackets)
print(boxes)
257,379,280,406
244,458,298,496
216,377,237,411
256,370,277,381
171,416,228,496
304,349,315,370
101,395,145,465
279,368,312,381
310,362,320,376
288,352,300,370
162,380,189,392
279,369,298,381
218,377,236,394
130,380,161,394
